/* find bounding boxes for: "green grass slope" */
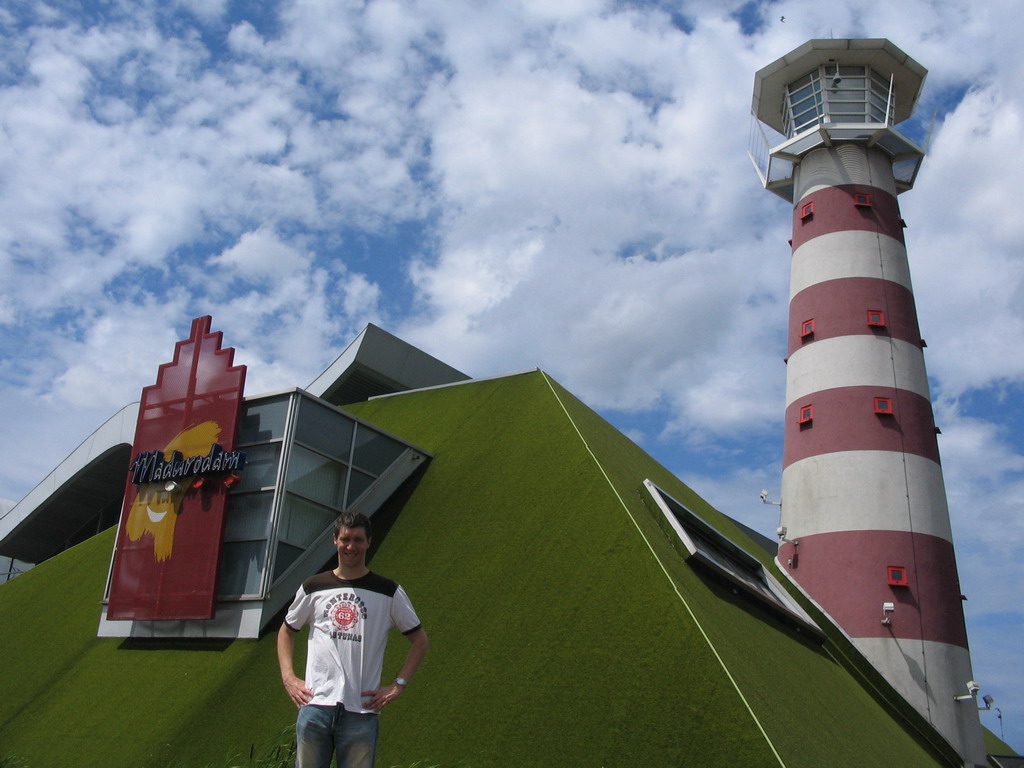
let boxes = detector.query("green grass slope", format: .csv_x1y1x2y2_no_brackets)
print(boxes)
346,371,953,768
0,527,297,767
539,373,964,765
0,370,961,767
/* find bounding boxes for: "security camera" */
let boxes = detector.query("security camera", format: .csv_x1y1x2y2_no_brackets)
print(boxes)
760,489,769,502
954,680,983,702
776,526,800,546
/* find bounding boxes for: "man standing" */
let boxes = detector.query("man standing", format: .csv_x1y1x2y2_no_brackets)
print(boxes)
277,511,429,768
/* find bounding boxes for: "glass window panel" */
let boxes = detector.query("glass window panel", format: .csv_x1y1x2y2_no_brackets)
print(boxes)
788,73,813,90
793,110,822,130
273,542,305,581
686,527,776,602
765,157,793,188
280,493,338,547
828,92,867,102
790,100,813,118
894,157,922,184
223,492,273,541
295,397,354,460
791,94,821,114
788,82,818,104
795,95,823,110
793,103,823,121
346,469,376,507
238,396,289,443
829,103,868,114
218,541,266,596
876,132,919,155
351,426,405,475
644,481,821,637
287,445,348,508
234,443,281,491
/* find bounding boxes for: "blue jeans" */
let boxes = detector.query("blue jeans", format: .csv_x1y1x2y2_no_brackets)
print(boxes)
295,704,379,768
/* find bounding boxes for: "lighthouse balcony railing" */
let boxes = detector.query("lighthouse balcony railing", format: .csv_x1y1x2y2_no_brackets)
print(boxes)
751,116,925,200
749,113,794,201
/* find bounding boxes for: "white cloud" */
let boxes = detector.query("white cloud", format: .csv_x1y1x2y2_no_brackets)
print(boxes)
176,0,228,24
906,83,1024,397
212,227,311,279
50,294,193,410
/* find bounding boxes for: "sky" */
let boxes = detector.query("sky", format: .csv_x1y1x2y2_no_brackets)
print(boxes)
1,0,1022,752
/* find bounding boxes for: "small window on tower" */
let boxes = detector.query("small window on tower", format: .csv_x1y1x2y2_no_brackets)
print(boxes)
801,318,815,338
887,566,909,587
798,404,814,424
867,310,886,327
800,201,814,220
853,192,872,207
874,397,893,415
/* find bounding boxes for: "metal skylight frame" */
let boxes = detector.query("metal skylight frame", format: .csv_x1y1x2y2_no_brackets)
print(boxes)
644,479,822,638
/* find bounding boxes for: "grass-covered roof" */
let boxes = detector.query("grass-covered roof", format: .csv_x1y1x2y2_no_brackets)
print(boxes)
0,370,965,767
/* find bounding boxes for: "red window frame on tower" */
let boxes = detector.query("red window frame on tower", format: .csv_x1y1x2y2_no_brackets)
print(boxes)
801,318,815,338
800,201,814,220
798,404,814,424
853,192,873,207
867,310,886,327
874,397,893,415
887,566,909,587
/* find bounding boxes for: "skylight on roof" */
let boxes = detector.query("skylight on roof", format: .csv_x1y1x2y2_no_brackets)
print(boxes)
644,480,822,638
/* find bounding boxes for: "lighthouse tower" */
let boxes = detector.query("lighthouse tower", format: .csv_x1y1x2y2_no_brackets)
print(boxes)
751,40,986,765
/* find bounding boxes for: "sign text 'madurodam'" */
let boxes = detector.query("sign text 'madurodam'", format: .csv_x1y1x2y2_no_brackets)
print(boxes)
129,444,247,486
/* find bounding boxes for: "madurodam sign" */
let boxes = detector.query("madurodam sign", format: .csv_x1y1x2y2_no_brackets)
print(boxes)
128,443,246,486
106,316,247,622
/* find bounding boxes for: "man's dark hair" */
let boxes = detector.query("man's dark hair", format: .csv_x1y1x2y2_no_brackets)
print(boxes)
332,511,372,539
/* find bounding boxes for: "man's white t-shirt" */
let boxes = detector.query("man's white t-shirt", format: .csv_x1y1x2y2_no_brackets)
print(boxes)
285,570,421,713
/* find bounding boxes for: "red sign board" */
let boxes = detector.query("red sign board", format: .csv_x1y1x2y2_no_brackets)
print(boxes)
107,316,246,621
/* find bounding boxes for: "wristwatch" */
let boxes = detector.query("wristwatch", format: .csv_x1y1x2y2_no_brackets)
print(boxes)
394,677,408,687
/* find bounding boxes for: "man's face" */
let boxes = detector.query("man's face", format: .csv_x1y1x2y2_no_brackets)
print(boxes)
334,525,370,570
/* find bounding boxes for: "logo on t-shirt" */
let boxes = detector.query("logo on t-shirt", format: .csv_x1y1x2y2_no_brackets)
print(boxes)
332,601,360,630
323,592,367,642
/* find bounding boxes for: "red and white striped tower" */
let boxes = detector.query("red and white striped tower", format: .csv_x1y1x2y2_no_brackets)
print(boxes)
752,40,985,766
